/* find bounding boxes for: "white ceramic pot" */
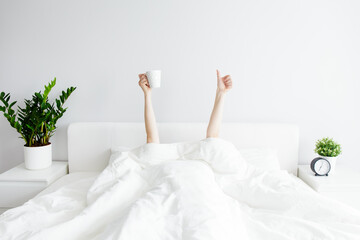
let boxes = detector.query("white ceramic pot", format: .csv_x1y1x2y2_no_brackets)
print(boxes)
321,156,338,174
24,144,52,170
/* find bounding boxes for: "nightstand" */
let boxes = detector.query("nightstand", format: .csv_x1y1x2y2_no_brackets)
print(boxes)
298,165,360,211
0,161,68,214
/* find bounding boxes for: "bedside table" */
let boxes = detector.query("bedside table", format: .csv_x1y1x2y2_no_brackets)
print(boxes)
298,165,360,211
0,161,68,214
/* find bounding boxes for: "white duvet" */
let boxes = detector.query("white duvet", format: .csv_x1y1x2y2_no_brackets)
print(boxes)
1,138,360,240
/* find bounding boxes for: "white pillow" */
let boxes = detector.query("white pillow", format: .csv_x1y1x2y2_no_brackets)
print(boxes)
109,143,279,171
111,146,131,154
239,148,280,171
118,139,249,174
200,138,248,174
130,143,180,167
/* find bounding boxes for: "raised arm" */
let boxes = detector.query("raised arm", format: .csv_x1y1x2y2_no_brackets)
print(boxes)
138,74,160,143
206,70,233,138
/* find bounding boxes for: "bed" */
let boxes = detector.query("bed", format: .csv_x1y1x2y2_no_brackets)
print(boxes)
1,122,360,240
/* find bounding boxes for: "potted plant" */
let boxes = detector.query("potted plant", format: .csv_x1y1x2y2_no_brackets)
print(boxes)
0,78,76,170
314,137,342,173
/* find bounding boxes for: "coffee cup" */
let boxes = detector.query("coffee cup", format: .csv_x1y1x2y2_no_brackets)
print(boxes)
146,70,161,88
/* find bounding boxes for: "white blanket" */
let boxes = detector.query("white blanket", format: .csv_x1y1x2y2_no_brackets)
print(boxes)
1,138,360,240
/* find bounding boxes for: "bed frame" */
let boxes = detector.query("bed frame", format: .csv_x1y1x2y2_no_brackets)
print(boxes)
68,122,299,175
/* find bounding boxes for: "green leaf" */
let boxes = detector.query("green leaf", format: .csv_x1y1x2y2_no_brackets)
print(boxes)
8,108,15,116
35,92,42,100
9,101,17,109
56,99,61,109
26,124,34,131
14,122,21,132
42,78,56,103
41,102,46,110
0,96,9,107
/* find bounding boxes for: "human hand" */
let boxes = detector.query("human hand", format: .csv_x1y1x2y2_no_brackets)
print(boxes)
138,73,151,95
216,69,232,93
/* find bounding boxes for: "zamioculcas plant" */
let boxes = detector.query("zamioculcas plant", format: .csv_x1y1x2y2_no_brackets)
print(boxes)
0,78,76,147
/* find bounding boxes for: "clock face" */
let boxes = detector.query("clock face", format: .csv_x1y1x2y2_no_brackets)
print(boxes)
314,159,330,175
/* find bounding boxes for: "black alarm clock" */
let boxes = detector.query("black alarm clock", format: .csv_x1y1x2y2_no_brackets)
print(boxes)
310,157,331,176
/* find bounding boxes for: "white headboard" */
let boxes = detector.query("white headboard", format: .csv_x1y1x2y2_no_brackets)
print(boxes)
68,122,299,175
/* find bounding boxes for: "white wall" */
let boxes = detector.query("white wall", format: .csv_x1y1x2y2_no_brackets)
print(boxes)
0,0,359,173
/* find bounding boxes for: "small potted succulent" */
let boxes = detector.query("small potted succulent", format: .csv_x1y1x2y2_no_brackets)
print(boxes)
0,78,76,170
314,137,342,173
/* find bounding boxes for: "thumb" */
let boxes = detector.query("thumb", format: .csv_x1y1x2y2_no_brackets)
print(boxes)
216,69,220,80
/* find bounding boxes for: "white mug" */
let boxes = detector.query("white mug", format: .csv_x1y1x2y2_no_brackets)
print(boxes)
146,70,161,88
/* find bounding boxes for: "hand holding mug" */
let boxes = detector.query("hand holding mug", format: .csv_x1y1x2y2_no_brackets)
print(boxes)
138,74,151,95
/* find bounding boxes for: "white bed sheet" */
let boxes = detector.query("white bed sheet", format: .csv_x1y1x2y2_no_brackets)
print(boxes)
36,172,100,198
1,139,360,240
0,172,99,240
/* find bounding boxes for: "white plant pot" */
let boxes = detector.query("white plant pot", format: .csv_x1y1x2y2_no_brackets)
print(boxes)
24,144,52,170
320,156,338,174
